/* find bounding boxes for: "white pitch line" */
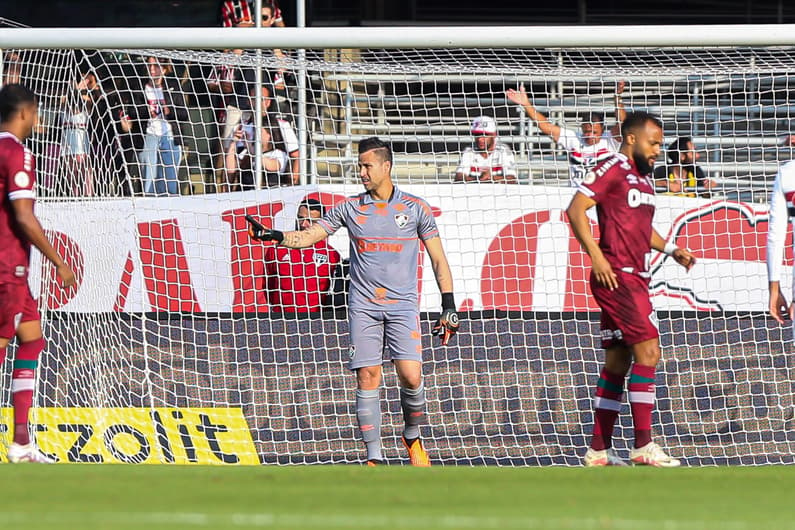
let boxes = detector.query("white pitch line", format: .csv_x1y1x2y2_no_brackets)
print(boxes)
0,512,762,529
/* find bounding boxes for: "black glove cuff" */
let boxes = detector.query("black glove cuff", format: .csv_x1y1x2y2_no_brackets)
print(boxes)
272,230,285,245
441,293,456,311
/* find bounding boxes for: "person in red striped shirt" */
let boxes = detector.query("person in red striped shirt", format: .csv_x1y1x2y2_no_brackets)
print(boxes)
219,0,284,27
263,198,341,312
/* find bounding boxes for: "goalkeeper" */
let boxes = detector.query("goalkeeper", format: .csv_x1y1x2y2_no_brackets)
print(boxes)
247,137,458,466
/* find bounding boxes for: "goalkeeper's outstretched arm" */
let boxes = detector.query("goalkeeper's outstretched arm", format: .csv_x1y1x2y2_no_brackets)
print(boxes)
281,223,329,248
246,214,329,248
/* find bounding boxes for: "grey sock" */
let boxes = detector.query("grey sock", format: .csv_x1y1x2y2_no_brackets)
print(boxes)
400,382,426,441
356,388,382,462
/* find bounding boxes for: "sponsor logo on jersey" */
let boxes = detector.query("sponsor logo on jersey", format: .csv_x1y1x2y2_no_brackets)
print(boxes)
348,345,356,360
394,213,409,228
583,171,597,185
627,188,655,208
14,170,30,188
313,252,329,265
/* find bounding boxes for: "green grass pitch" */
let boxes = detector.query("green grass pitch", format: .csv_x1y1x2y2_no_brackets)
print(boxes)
1,465,794,529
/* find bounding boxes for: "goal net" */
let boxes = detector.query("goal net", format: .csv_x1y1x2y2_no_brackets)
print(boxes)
1,23,793,465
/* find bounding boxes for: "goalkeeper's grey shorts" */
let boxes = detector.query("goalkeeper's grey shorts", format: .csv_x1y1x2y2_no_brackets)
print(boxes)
347,308,423,370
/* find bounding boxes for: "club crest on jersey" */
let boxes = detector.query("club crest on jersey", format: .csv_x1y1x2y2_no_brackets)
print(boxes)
394,213,409,228
14,171,30,188
313,252,329,265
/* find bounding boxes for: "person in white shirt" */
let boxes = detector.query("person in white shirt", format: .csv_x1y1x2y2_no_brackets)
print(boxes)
454,116,518,183
221,83,299,190
138,56,188,196
767,158,795,325
506,81,626,186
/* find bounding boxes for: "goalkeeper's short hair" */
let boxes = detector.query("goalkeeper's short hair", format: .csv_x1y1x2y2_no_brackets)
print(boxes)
358,137,393,165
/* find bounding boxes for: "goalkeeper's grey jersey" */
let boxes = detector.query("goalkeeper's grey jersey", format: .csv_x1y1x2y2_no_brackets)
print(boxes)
318,187,439,312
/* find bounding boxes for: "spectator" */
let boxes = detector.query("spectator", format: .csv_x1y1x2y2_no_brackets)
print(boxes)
222,83,299,189
73,64,134,197
137,56,188,196
262,198,341,313
2,52,22,86
93,68,136,197
58,69,95,196
781,134,795,149
506,81,626,186
652,136,717,197
207,43,255,190
220,0,285,28
104,72,139,196
220,1,289,89
454,115,518,183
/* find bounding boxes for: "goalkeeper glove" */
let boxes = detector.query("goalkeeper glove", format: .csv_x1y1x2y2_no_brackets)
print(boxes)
432,293,459,346
246,214,284,243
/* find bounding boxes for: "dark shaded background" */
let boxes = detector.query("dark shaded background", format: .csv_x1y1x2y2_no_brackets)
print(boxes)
2,0,794,28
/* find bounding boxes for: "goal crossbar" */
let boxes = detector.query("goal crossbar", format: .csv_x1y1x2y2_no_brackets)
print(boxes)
2,24,795,49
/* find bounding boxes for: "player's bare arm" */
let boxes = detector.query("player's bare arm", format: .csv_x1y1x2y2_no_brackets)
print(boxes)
566,192,617,290
11,198,76,287
610,80,627,138
506,84,561,143
423,236,454,294
768,281,794,324
280,223,328,248
424,235,459,345
246,214,328,248
650,228,696,271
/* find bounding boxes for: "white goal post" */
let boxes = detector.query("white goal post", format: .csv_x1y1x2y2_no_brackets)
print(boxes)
0,24,794,465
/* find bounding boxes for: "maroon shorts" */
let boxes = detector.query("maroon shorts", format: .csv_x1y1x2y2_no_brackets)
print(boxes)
0,282,41,339
590,269,658,348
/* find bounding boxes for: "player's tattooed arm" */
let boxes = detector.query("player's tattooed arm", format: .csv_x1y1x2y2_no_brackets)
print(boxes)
281,223,329,248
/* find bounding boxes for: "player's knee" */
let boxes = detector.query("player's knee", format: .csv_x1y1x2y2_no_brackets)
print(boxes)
397,373,422,390
356,366,382,390
632,344,660,366
17,337,45,361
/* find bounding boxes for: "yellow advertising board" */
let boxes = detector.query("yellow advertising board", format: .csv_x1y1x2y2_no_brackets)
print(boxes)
0,408,258,465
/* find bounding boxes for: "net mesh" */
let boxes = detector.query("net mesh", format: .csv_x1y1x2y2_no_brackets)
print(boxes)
1,26,794,464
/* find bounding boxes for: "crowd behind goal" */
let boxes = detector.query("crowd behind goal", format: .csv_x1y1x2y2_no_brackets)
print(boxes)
3,38,795,201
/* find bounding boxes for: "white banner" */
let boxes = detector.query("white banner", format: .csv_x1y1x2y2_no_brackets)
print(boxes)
32,184,788,313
